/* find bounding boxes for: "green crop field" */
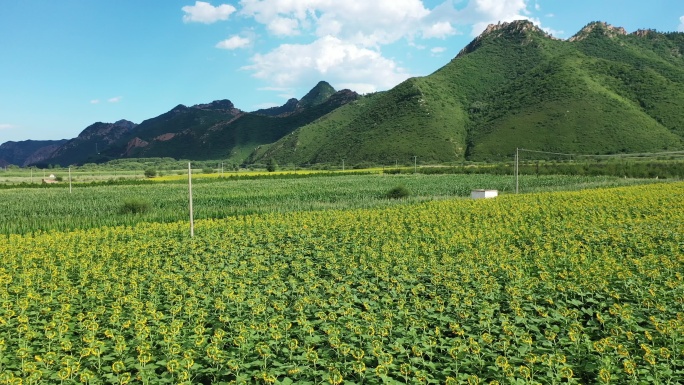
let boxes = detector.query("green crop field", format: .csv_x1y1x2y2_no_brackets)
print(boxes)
0,173,657,236
1,181,682,384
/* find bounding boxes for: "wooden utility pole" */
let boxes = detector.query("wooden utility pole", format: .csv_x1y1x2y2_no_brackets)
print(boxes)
515,148,519,194
188,163,194,237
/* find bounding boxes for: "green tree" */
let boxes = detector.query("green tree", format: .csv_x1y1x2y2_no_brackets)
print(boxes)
266,158,278,172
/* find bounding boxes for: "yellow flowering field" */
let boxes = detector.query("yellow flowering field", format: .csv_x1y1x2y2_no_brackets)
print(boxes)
0,183,682,384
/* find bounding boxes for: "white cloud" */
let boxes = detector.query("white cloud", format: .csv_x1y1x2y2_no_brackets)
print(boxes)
242,36,411,92
454,0,536,36
0,123,16,130
422,22,457,39
223,0,562,93
679,15,684,32
108,96,122,103
434,0,562,37
268,17,300,36
90,99,100,104
431,47,447,54
182,1,236,24
239,0,437,47
216,35,252,50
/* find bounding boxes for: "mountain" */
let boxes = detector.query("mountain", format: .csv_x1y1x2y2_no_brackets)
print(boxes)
93,85,357,164
21,82,357,166
252,98,299,117
252,81,338,117
297,81,337,108
8,22,684,167
0,140,68,167
40,120,137,166
252,20,684,164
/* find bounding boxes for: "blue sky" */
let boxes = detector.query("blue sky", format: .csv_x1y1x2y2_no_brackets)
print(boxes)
1,0,683,142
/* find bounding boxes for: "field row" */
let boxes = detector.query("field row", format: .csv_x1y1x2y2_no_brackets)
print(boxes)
0,174,656,236
1,182,682,384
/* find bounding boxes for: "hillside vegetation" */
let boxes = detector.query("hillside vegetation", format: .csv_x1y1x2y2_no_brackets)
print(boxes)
254,21,684,164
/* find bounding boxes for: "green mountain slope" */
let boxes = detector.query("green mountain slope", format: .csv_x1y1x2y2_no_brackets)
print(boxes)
253,20,684,164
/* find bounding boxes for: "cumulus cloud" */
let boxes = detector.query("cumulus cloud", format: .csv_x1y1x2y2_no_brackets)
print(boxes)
242,36,411,92
679,15,684,32
182,1,236,24
219,0,559,93
441,0,532,36
268,17,300,36
216,35,252,50
422,22,457,39
108,96,122,103
239,0,439,47
451,0,562,37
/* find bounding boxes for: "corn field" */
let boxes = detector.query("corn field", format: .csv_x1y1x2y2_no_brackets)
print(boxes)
0,174,655,236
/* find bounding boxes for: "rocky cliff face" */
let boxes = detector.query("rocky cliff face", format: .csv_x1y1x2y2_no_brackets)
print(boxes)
569,21,628,42
456,20,555,58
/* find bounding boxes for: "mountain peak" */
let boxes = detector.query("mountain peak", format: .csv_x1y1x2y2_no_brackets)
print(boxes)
481,20,542,37
457,20,552,58
298,81,336,108
113,119,137,131
193,99,237,111
569,21,627,42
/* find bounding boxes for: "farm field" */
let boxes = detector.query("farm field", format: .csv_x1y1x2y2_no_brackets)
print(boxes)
1,182,683,384
0,173,660,236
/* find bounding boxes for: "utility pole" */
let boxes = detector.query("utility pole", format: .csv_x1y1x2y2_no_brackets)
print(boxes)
188,162,194,237
342,159,345,172
413,156,417,174
69,167,72,193
515,148,519,194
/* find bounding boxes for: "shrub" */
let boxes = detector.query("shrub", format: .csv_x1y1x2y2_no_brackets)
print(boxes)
119,199,151,215
144,169,156,178
202,168,214,174
385,185,410,199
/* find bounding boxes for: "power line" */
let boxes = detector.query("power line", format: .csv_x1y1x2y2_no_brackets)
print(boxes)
518,148,684,159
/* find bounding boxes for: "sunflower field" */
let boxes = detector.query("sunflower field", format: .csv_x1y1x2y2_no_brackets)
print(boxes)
0,182,682,384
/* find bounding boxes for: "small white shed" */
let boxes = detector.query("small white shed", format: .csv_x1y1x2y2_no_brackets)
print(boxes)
471,189,498,199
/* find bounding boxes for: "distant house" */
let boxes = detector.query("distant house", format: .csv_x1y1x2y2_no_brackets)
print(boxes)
43,174,58,184
471,189,498,199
